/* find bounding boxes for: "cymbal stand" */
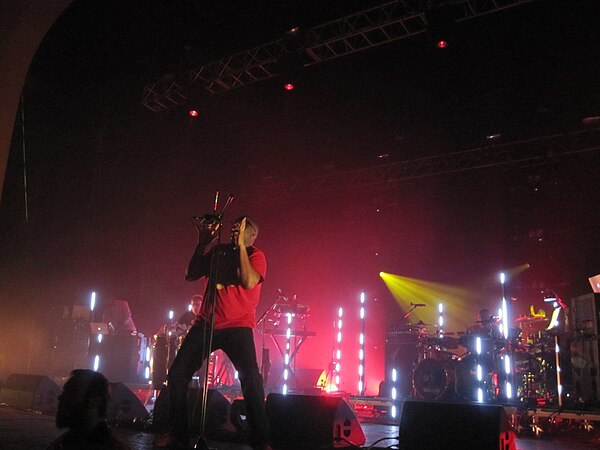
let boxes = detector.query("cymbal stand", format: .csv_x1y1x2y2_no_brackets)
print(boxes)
256,290,286,385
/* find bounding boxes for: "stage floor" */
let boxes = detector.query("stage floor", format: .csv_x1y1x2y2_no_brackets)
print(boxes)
1,405,599,450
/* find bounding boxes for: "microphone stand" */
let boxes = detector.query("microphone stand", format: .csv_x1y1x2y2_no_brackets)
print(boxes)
403,304,418,319
194,193,233,450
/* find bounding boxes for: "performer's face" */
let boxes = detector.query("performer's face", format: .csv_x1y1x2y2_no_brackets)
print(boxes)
232,218,257,246
191,298,202,315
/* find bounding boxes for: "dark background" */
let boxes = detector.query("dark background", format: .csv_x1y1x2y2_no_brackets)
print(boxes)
1,0,599,393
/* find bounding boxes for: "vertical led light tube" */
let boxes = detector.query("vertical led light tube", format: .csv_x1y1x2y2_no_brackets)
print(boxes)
438,303,444,336
282,312,293,395
555,335,563,407
500,272,514,399
90,291,96,321
500,272,508,339
391,368,398,419
145,345,152,380
358,292,366,396
335,307,343,390
475,336,484,402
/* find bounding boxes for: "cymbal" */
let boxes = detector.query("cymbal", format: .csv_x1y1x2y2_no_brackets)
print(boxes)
394,321,433,332
514,315,548,324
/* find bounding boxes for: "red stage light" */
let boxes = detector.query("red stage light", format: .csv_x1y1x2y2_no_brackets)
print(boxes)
188,109,199,117
283,83,294,91
437,40,447,49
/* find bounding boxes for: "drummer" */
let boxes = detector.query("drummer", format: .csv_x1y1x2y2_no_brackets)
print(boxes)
176,294,203,329
156,294,203,337
467,308,498,338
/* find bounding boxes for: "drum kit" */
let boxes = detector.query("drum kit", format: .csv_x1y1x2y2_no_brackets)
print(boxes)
389,313,562,404
150,323,237,390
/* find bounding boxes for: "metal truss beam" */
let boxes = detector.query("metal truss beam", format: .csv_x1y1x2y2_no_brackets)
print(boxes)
142,0,537,112
256,128,600,203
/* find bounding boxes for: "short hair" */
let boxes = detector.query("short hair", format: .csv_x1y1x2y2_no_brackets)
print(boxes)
190,294,203,304
235,215,259,234
69,369,109,417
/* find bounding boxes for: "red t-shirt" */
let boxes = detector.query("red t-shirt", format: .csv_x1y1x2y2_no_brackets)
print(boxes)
200,246,267,329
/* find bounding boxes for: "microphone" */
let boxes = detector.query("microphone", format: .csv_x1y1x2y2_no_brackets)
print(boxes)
411,303,426,307
231,226,238,251
191,214,221,224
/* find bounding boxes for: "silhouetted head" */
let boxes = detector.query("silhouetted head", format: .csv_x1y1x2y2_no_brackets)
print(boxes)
56,369,109,429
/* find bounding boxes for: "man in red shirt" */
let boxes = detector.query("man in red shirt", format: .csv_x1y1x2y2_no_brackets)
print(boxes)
154,216,271,450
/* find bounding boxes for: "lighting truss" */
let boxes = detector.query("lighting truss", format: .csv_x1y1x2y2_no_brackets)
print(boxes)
255,127,600,203
141,0,537,112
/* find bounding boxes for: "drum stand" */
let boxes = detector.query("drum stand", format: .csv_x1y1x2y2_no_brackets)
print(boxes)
256,292,286,385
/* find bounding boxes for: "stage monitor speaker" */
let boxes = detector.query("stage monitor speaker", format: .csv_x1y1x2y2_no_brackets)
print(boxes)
152,387,230,435
0,373,61,414
106,382,148,423
266,393,366,449
399,400,516,450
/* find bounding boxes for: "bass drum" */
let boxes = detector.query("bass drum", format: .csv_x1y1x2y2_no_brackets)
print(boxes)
413,358,451,400
152,335,168,390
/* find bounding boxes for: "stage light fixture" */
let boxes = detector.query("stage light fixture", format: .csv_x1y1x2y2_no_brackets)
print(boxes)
277,48,304,93
282,312,293,395
426,4,457,49
326,307,344,392
358,292,366,395
188,109,199,117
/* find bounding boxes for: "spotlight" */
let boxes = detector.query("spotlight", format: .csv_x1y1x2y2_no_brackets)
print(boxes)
544,290,566,309
426,4,458,49
188,109,199,117
277,49,304,92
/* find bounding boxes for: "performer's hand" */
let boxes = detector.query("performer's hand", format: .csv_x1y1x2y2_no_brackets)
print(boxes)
198,222,220,244
231,217,247,248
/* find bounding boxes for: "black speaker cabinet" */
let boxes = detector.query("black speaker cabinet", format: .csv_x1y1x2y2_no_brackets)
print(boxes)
0,373,61,414
398,400,515,450
152,387,230,435
385,331,420,398
88,334,145,383
106,382,148,423
570,293,600,402
266,393,366,449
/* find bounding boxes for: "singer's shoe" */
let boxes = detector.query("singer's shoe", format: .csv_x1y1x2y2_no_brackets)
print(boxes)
152,432,190,448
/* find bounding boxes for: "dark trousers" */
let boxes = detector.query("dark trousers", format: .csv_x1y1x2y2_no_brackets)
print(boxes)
167,320,270,445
